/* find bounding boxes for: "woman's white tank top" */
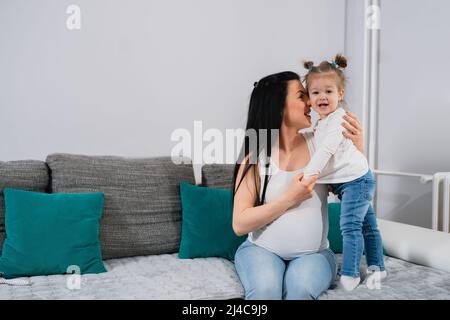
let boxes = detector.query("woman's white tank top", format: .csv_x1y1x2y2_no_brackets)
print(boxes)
248,131,330,260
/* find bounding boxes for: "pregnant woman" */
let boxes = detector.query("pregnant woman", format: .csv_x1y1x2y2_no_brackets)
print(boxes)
232,71,364,300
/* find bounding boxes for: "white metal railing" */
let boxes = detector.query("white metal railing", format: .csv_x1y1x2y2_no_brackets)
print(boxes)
373,170,450,233
373,170,433,184
432,173,450,232
362,1,450,233
363,0,381,170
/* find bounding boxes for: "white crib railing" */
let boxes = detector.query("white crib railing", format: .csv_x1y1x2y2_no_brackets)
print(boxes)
372,170,450,233
432,173,450,232
361,1,450,233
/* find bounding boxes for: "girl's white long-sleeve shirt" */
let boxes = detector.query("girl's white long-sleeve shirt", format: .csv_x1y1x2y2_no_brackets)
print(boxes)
303,107,369,184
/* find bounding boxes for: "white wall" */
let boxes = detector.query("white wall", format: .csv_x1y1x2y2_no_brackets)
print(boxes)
3,0,448,228
345,0,450,228
0,0,346,170
376,0,450,228
343,0,365,118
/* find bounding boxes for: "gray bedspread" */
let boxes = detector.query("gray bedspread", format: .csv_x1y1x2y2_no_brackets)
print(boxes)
1,254,449,300
321,255,450,300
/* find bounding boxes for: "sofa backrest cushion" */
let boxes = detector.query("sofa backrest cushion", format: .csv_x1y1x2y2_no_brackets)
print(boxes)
46,153,195,260
0,160,49,255
201,164,235,190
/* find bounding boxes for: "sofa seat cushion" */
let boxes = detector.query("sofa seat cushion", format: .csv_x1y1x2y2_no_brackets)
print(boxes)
1,253,450,300
319,254,450,300
46,153,195,260
0,253,244,300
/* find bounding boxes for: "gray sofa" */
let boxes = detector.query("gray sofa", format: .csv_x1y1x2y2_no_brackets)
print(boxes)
1,154,450,300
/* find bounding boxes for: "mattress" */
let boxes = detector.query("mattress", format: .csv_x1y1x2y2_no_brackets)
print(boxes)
320,255,450,299
0,254,244,300
1,253,449,300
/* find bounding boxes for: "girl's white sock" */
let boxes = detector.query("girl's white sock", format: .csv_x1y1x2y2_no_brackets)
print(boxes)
339,275,361,291
364,267,387,290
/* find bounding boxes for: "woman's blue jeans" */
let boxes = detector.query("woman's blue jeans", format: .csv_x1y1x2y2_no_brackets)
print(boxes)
330,169,385,277
234,240,338,300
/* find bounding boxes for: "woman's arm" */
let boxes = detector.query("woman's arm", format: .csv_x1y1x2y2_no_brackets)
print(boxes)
232,158,317,236
341,111,365,154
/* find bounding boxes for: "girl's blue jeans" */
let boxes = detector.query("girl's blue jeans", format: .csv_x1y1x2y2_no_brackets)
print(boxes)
330,169,385,277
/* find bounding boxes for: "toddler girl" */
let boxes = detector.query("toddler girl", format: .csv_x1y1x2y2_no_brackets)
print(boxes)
302,54,386,291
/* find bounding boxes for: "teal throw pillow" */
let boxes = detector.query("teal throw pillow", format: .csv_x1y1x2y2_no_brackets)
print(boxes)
178,182,246,260
328,202,344,253
328,202,386,255
0,188,106,279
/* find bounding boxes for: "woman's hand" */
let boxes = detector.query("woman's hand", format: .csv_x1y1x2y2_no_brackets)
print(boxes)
277,173,318,210
342,111,365,154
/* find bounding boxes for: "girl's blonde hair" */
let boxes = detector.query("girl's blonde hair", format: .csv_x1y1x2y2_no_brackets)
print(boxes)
303,54,348,92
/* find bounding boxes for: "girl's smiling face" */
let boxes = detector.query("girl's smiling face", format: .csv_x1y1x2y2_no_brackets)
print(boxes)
307,73,344,119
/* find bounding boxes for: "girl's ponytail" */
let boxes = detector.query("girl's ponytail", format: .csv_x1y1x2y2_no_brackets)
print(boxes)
302,54,348,91
303,60,314,70
334,54,348,69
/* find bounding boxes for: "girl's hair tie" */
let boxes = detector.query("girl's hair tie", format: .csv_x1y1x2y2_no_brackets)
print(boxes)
330,61,338,68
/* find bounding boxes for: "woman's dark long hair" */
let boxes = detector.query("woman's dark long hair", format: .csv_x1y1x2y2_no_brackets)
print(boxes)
232,71,300,207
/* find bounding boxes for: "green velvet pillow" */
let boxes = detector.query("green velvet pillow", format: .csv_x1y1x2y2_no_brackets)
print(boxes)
328,202,386,255
0,188,106,279
178,182,246,260
327,202,345,253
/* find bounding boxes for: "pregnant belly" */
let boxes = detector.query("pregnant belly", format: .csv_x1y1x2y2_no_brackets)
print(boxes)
250,200,324,260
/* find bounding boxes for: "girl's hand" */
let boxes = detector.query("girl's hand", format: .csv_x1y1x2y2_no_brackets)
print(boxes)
342,111,365,154
277,173,318,210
